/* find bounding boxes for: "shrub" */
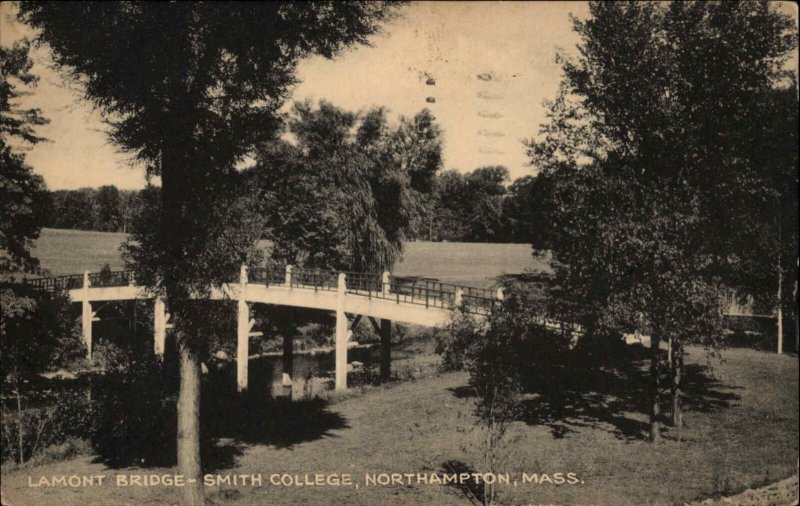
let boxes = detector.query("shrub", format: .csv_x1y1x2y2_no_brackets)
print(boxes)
87,347,178,466
1,389,91,465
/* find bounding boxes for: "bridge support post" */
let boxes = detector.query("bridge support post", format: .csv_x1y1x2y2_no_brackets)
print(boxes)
382,271,390,297
335,272,348,391
380,319,392,382
81,271,92,360
282,308,294,399
285,264,293,286
154,297,166,355
237,265,250,392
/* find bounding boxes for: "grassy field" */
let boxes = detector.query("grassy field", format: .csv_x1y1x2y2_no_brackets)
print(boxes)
1,346,797,506
30,229,130,276
31,228,547,287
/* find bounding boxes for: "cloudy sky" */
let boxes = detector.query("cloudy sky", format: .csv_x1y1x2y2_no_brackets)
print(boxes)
1,2,796,190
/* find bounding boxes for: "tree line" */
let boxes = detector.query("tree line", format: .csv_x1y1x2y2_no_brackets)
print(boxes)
42,168,549,244
44,186,139,233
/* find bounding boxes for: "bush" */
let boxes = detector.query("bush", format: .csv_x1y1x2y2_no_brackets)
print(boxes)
435,311,484,371
1,389,92,465
88,351,177,466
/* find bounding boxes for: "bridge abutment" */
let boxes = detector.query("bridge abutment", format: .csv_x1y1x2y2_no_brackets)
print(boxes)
237,265,250,392
380,318,391,382
154,297,167,356
282,308,295,399
81,272,92,360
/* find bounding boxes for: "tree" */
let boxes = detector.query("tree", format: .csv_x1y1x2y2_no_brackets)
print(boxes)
465,166,508,242
431,170,470,241
527,1,796,441
430,166,509,242
0,40,84,465
1,40,49,274
20,3,401,504
501,175,554,244
94,185,123,232
254,100,440,272
57,188,97,230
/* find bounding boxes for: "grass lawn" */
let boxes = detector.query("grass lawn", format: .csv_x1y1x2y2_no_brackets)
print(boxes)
31,229,129,276
2,346,797,506
30,229,548,287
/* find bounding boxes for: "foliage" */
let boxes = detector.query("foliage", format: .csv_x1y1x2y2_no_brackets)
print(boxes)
1,286,83,383
440,291,581,505
0,389,92,465
1,41,50,274
526,0,797,440
253,101,441,272
430,166,510,243
120,178,266,299
45,186,139,232
88,348,178,466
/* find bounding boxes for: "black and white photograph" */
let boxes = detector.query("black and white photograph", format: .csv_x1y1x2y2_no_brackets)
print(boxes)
1,2,798,505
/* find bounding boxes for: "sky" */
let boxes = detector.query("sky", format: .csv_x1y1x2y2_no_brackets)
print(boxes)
1,2,797,190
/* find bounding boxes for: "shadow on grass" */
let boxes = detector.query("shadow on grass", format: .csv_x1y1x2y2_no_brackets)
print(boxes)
440,460,485,506
449,345,742,441
90,367,348,472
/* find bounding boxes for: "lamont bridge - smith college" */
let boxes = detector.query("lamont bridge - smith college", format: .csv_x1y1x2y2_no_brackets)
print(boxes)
25,264,505,393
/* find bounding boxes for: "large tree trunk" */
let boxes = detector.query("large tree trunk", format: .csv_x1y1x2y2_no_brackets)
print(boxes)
776,249,783,354
161,146,205,506
671,342,683,440
177,337,204,505
649,334,661,443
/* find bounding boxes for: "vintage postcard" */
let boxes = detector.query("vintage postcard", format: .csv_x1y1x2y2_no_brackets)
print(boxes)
1,2,798,505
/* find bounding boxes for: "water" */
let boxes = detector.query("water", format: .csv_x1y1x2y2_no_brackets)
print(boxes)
248,345,381,398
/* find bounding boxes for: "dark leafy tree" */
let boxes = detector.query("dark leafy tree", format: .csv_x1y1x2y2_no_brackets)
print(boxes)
527,1,796,441
501,174,553,244
19,3,401,503
1,41,49,274
430,166,510,242
58,189,97,231
94,185,122,232
254,100,440,272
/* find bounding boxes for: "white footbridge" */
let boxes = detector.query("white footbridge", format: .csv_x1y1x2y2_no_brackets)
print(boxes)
25,265,505,393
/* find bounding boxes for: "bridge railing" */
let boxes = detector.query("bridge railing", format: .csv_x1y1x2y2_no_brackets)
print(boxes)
88,270,135,288
344,271,382,295
24,274,84,293
389,279,454,309
23,265,504,316
387,276,500,315
248,266,285,286
290,268,338,292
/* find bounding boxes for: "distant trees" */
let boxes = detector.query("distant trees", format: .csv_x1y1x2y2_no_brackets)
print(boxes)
428,166,510,243
43,172,561,245
45,186,139,232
